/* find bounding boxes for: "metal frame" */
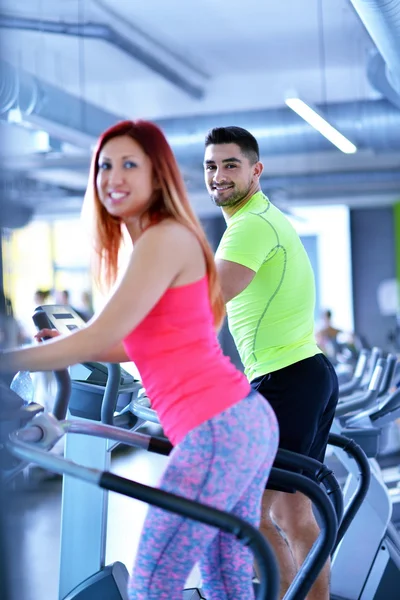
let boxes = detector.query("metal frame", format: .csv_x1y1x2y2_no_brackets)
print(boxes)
330,420,400,599
9,419,279,600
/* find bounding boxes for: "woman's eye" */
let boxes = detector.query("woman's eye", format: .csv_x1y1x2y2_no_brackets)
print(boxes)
99,162,111,170
124,161,137,169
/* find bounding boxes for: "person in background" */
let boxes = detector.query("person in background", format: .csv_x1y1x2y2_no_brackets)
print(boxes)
315,309,342,359
80,290,94,321
33,289,52,308
55,289,90,323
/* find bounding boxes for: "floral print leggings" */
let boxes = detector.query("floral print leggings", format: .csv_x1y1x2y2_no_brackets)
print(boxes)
128,390,279,600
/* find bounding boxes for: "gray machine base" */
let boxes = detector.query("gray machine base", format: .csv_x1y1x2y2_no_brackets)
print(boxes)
63,561,206,599
63,562,129,599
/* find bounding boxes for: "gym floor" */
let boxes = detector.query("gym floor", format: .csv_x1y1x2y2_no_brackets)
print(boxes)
6,443,201,600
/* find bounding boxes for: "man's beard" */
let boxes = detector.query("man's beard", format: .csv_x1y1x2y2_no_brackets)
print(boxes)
210,183,251,207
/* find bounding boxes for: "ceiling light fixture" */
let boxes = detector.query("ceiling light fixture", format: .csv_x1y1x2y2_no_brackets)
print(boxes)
285,97,357,154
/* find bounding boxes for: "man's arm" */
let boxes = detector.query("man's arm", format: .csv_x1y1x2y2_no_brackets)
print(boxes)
215,212,275,303
216,258,256,303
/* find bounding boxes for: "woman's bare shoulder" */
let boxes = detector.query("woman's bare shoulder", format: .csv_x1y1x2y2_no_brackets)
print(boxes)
151,219,199,246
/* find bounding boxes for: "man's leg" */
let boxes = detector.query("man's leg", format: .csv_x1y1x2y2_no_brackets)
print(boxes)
251,355,338,598
258,489,297,599
270,491,330,600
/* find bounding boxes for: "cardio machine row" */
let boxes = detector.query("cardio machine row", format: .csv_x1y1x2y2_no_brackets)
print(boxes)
3,304,400,599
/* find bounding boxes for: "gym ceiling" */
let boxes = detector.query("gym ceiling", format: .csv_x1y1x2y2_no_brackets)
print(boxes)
0,0,399,224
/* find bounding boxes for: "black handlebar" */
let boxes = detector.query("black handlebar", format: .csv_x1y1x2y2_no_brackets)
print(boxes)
101,363,121,425
126,434,339,599
328,432,371,551
378,353,397,397
100,470,279,600
339,349,368,396
273,449,344,528
25,308,342,599
267,468,337,600
32,308,71,420
99,465,337,600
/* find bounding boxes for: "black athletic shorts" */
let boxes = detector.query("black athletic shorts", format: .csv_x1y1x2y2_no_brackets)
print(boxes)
251,353,339,472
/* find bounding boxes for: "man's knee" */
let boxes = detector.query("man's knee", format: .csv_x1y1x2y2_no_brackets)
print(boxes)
270,492,318,538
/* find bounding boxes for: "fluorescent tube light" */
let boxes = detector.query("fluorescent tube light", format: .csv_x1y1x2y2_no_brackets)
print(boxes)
285,97,357,154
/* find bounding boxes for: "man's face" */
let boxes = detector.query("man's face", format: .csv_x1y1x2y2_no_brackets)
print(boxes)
204,142,261,208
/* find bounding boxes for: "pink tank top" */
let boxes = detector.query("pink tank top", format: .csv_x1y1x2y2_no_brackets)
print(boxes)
123,276,251,445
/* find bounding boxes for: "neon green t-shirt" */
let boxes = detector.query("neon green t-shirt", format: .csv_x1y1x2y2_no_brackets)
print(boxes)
216,191,319,381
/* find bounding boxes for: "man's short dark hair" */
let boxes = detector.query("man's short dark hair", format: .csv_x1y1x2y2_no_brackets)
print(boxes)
204,126,260,164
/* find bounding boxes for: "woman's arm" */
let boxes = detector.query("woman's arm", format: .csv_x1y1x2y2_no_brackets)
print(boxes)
85,341,132,363
0,223,186,374
71,339,132,364
34,329,131,364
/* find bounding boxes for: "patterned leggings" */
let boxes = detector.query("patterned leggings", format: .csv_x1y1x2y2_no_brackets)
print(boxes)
128,390,279,600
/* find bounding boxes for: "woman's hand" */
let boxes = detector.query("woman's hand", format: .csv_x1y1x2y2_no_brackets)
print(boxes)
34,329,60,343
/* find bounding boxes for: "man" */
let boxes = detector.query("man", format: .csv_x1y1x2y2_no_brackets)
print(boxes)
203,126,339,600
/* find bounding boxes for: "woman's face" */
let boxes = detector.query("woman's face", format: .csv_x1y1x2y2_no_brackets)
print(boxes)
96,135,156,221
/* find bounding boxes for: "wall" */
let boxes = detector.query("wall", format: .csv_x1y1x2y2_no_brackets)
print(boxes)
350,206,397,349
300,234,320,320
4,218,92,338
287,204,354,333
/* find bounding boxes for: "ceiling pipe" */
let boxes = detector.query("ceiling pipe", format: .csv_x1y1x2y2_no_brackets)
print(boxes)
154,98,400,163
349,0,400,107
0,14,205,99
2,62,400,166
0,60,122,145
367,50,400,111
262,168,400,190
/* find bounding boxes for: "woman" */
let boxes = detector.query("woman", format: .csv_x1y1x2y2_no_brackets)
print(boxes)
0,120,279,600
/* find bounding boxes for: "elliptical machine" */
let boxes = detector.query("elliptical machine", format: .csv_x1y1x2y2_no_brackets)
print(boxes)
329,352,400,599
26,304,346,600
1,379,279,600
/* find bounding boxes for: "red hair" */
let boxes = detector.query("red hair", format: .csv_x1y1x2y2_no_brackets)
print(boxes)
84,120,225,329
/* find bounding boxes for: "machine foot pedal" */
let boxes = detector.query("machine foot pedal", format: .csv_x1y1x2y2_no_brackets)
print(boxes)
183,589,205,599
